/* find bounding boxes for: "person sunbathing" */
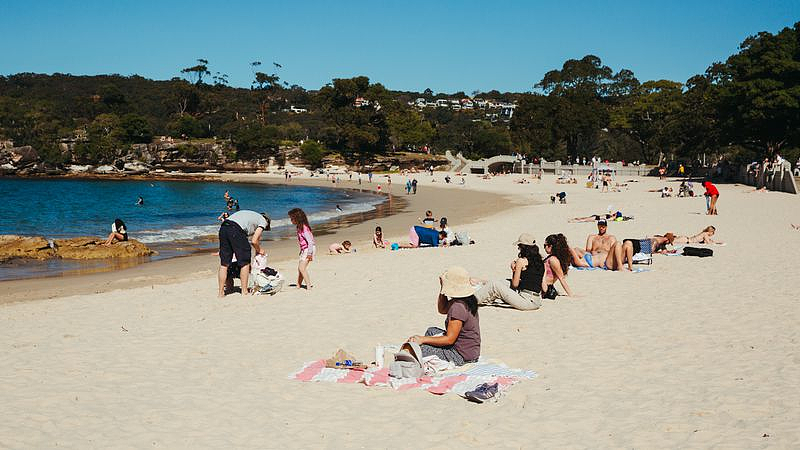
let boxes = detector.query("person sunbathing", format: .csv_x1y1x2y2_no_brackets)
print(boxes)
471,234,544,310
569,212,631,223
611,233,676,271
674,226,723,245
569,220,616,268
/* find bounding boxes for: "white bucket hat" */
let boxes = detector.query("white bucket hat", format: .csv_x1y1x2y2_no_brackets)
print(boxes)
514,233,536,246
440,266,475,298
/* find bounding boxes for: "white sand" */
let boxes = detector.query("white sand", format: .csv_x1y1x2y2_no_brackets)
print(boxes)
1,174,799,448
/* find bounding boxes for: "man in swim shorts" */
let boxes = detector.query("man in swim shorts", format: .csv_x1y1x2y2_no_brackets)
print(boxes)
570,219,617,268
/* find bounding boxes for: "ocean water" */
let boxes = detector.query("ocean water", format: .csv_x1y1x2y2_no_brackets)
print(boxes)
0,177,384,279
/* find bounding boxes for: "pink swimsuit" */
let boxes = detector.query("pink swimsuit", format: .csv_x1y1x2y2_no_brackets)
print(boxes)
297,225,316,256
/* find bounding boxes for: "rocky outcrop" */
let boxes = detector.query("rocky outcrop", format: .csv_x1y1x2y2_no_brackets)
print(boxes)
52,238,155,259
0,235,55,261
0,235,155,261
0,146,40,174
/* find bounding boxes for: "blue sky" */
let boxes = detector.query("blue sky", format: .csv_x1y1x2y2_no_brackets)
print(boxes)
1,0,798,93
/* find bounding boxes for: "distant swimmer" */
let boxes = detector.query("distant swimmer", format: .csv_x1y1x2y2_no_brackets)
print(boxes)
336,204,343,213
136,196,144,206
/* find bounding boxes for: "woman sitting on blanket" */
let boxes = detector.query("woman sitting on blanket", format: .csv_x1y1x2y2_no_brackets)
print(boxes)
407,267,480,366
608,233,676,271
542,234,575,297
674,226,723,245
471,233,544,310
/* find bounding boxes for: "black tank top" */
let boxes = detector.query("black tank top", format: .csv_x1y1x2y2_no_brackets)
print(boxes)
517,258,543,293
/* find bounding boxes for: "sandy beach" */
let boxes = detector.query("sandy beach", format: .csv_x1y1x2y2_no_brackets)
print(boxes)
1,173,798,448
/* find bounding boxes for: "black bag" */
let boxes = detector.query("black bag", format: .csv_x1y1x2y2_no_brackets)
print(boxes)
682,246,713,257
543,284,559,299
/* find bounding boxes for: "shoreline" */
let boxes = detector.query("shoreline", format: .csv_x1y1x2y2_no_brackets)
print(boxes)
0,172,514,304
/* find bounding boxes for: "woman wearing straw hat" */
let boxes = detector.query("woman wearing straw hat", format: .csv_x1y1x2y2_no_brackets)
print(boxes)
407,267,481,366
471,233,544,310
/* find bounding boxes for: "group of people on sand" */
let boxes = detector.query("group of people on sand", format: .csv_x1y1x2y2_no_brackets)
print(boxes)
402,232,579,367
217,207,316,297
569,220,722,272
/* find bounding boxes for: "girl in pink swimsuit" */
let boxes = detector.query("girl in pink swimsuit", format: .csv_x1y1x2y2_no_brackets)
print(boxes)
289,208,315,289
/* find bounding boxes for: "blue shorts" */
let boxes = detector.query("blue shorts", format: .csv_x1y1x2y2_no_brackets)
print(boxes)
583,253,593,266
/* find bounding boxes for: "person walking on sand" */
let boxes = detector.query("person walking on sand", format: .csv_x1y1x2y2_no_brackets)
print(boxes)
289,208,315,289
217,210,270,297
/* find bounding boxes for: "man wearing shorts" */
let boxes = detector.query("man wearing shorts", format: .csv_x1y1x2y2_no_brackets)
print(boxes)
570,219,617,268
218,210,270,297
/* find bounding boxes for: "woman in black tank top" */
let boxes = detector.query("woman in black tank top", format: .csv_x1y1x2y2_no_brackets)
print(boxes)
471,234,545,311
514,243,544,293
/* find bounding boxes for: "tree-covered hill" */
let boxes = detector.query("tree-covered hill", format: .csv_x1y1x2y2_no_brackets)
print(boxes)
1,22,798,171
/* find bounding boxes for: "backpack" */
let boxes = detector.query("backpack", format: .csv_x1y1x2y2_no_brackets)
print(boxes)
682,247,713,257
388,342,425,379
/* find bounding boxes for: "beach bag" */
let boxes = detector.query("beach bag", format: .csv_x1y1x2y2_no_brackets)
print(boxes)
682,247,713,258
542,284,559,300
453,231,470,246
249,267,284,295
389,342,425,378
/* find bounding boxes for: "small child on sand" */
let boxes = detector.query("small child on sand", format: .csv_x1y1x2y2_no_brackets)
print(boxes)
373,226,388,248
329,241,352,254
289,208,315,290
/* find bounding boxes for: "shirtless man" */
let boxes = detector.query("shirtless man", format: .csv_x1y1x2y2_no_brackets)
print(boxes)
570,219,617,268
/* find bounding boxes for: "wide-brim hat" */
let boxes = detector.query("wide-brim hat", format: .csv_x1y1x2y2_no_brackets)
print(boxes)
440,266,475,298
514,233,536,247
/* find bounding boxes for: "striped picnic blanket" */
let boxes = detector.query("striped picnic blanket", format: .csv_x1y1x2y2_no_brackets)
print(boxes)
289,359,537,396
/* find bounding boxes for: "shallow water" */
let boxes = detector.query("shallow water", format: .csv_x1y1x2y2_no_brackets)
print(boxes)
0,177,384,280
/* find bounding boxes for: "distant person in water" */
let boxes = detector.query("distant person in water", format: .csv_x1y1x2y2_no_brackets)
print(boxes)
336,204,343,213
104,218,128,246
224,191,240,211
136,196,144,206
218,210,270,297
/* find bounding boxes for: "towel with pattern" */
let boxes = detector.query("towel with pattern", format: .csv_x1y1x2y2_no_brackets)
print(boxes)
289,358,537,396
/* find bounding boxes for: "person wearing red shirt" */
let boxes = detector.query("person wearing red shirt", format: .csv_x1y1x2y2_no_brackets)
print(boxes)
703,181,719,215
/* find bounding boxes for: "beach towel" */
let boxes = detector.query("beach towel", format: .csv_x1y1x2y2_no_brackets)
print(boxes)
289,358,536,397
573,266,650,273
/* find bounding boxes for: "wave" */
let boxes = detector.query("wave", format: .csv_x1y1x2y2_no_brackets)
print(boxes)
135,199,382,244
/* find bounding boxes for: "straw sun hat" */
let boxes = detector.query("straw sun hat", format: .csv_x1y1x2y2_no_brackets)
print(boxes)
440,266,475,298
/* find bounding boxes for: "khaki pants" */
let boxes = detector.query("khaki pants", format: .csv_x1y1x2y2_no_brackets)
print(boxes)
474,280,541,311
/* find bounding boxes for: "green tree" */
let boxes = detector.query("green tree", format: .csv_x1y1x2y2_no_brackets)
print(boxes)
73,113,122,163
119,113,153,144
181,59,211,85
386,108,434,149
715,22,800,156
300,140,327,168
